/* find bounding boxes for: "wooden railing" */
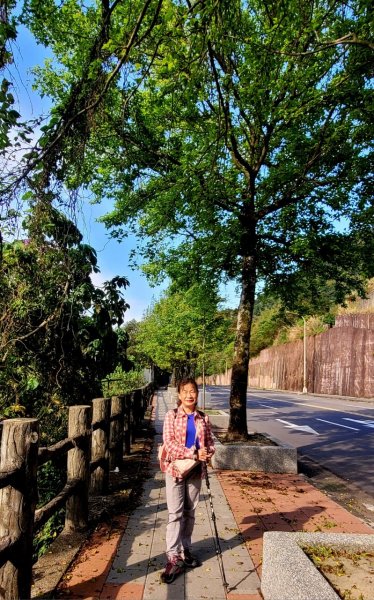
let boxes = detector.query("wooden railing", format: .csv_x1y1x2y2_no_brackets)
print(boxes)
0,383,155,600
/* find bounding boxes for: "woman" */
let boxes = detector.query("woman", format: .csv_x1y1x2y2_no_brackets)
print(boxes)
160,377,215,584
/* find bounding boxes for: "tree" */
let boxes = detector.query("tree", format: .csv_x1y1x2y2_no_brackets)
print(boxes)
0,202,129,430
136,284,233,383
7,1,373,440
0,0,164,426
98,1,373,438
0,0,165,209
0,0,23,151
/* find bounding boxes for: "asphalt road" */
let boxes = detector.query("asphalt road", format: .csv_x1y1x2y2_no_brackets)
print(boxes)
205,386,374,497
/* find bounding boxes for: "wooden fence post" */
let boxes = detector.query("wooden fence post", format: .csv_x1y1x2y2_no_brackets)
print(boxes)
129,391,136,443
132,389,143,442
90,397,110,495
65,406,91,532
0,418,39,600
123,393,131,455
109,395,124,470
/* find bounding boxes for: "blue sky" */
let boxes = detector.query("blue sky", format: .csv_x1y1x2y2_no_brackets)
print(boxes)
7,22,240,322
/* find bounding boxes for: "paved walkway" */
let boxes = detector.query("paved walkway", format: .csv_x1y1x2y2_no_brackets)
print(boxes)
56,390,374,600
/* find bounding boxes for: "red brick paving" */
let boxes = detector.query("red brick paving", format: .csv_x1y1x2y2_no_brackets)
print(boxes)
57,516,129,599
217,470,373,580
100,583,144,600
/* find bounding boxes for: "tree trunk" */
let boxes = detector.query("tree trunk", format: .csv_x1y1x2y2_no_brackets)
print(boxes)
227,253,257,440
172,362,194,385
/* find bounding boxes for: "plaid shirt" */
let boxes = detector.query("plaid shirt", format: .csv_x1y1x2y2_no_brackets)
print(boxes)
161,406,215,479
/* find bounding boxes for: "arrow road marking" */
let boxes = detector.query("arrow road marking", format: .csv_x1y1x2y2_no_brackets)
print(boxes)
316,418,360,431
276,419,320,435
343,419,374,429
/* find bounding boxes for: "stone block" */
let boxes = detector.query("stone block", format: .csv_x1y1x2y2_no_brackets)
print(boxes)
261,531,374,600
211,434,298,473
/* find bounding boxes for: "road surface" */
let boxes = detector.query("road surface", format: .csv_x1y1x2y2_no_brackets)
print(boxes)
205,386,374,497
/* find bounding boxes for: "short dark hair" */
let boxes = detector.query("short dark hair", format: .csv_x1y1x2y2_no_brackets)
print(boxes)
177,377,198,395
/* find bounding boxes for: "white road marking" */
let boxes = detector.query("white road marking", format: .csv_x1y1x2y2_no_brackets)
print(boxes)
343,418,374,429
283,401,374,419
276,419,320,435
259,396,289,404
316,418,360,431
259,403,276,409
257,396,373,413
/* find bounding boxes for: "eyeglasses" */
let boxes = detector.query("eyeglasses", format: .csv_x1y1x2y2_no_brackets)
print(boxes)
180,388,197,396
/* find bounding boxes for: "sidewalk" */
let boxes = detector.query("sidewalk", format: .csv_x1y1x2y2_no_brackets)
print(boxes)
56,390,373,600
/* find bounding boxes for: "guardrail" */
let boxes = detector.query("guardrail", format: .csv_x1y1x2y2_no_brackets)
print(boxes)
0,383,155,600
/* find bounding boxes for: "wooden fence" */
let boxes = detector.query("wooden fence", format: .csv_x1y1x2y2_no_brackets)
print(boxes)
0,383,154,600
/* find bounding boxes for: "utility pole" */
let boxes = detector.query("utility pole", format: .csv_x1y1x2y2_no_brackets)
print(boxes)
302,317,307,394
202,321,206,410
286,310,308,394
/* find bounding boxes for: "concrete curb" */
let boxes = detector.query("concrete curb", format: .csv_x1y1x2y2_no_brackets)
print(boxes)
211,433,298,473
261,531,374,600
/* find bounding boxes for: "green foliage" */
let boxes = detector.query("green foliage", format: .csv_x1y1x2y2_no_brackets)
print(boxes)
33,459,66,560
118,320,148,369
28,455,67,561
0,203,130,430
250,302,284,357
134,285,235,380
102,365,146,396
33,510,64,561
87,0,372,435
0,1,36,160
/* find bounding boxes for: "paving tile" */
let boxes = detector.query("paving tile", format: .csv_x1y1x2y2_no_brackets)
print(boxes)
143,586,183,600
143,569,184,600
107,568,147,585
115,543,151,558
111,552,151,571
186,570,224,598
150,541,167,553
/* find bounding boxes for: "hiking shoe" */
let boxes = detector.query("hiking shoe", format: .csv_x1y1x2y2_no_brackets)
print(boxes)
160,555,185,583
183,549,201,568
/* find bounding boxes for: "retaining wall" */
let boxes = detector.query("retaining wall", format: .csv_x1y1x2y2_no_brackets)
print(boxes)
202,313,374,398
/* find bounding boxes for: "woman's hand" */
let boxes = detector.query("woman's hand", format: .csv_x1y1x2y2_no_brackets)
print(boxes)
197,447,212,462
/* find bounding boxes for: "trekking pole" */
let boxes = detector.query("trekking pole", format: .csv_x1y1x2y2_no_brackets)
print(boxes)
203,461,230,594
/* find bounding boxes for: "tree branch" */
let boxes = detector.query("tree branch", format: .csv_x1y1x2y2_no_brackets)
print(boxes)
256,104,337,220
2,279,70,351
2,0,160,195
261,32,374,56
